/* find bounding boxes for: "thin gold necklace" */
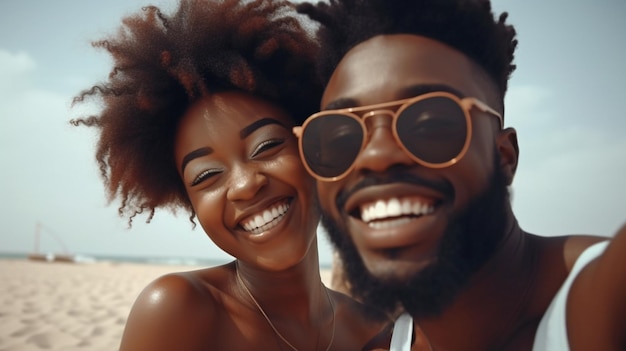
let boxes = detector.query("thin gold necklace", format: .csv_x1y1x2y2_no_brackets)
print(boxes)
235,263,336,351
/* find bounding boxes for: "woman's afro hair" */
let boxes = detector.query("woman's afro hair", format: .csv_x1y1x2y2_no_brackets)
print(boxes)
72,0,321,225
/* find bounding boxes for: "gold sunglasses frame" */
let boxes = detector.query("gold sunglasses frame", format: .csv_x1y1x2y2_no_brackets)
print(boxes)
293,91,503,182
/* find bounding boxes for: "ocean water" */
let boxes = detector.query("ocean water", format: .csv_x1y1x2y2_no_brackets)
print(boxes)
0,252,333,269
0,251,230,267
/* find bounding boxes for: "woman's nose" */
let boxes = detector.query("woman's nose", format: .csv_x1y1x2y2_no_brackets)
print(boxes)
226,164,268,202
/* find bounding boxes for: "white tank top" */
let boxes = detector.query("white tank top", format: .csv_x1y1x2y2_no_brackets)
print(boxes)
388,241,609,351
532,241,608,351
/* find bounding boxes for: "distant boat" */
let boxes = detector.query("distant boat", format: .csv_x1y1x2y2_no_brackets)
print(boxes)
27,252,52,262
28,222,77,263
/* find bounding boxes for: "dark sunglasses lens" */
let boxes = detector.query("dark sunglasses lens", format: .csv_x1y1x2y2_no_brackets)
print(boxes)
301,114,363,178
396,96,467,164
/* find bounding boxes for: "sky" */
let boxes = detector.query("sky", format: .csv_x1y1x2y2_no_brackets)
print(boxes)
1,0,625,267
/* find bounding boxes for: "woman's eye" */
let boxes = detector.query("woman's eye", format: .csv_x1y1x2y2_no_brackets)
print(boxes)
251,138,285,158
191,169,221,186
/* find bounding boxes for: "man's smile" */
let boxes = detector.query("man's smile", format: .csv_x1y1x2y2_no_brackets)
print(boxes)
359,196,436,229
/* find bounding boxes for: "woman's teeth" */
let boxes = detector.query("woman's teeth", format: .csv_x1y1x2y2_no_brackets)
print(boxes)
241,202,290,234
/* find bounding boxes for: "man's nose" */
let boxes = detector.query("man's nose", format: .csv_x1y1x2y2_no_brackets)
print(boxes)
352,114,414,173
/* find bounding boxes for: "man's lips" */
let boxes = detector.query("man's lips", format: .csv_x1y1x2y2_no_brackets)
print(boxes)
341,183,447,250
359,196,436,226
336,172,453,213
344,181,446,219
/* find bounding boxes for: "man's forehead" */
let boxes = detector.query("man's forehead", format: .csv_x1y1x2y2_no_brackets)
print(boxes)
322,34,493,109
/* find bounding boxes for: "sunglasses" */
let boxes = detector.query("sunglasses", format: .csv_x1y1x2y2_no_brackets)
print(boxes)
293,91,502,181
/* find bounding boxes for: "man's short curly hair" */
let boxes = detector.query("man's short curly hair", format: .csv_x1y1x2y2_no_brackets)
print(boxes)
297,0,517,99
72,0,321,225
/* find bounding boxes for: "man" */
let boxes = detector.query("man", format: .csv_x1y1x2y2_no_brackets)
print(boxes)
295,0,626,349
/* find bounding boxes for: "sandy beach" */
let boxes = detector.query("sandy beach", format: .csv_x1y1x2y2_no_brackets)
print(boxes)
0,259,332,351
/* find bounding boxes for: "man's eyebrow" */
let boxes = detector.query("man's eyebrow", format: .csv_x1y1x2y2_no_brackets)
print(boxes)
323,98,360,111
399,84,466,99
181,147,213,174
239,117,286,139
322,84,467,111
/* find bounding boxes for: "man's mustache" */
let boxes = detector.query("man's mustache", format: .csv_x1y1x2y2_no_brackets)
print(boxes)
334,170,455,211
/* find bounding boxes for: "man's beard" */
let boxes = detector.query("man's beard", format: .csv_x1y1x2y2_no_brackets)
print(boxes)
320,159,510,318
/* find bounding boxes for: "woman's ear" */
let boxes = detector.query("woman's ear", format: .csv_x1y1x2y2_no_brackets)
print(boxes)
497,127,519,185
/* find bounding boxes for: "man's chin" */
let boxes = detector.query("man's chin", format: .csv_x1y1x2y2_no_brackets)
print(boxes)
361,255,434,284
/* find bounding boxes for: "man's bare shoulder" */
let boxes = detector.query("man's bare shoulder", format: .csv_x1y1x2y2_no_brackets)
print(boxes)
566,224,626,350
522,233,606,316
561,235,608,270
529,233,607,271
529,226,624,350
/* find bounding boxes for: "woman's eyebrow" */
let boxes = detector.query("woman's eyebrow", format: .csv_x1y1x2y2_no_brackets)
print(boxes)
239,118,286,139
181,147,213,174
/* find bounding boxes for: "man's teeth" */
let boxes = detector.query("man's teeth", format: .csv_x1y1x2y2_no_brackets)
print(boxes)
241,202,290,234
360,197,434,224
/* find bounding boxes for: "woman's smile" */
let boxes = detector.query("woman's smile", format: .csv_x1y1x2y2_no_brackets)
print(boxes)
240,198,291,234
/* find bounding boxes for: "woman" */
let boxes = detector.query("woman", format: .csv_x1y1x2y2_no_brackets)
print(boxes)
72,0,390,350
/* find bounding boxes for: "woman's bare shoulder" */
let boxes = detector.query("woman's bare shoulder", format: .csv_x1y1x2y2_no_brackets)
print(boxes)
119,263,235,351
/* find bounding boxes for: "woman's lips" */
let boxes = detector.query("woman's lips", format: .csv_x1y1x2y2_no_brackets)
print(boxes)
240,199,291,234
